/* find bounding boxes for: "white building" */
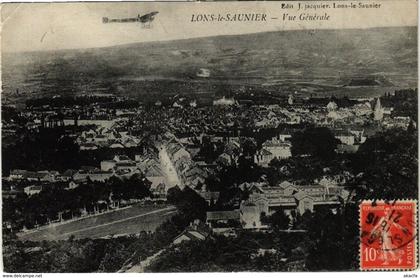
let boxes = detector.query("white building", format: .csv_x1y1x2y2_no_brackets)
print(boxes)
24,185,42,196
262,139,292,159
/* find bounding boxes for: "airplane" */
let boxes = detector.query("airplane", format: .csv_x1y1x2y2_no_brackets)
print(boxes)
102,11,159,27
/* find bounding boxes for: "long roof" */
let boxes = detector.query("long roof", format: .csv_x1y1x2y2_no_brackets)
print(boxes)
206,210,240,221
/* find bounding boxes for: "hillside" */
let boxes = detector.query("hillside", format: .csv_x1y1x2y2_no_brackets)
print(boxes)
2,26,417,104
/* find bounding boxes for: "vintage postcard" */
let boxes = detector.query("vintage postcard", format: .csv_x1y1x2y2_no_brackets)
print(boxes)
1,1,418,273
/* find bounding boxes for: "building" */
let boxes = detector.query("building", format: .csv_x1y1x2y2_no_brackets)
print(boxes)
327,101,338,111
173,220,210,245
146,167,166,184
213,97,236,106
87,171,114,182
262,139,292,159
24,185,42,196
254,149,273,166
336,144,359,154
152,183,167,199
240,200,269,229
101,160,117,171
288,94,294,105
373,97,384,121
245,181,348,216
206,210,241,228
199,191,220,205
9,169,28,180
334,131,355,145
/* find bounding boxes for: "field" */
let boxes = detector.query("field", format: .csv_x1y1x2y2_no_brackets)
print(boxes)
17,204,177,241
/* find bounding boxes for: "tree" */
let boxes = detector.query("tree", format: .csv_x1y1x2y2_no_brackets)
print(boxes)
268,210,290,230
167,186,208,221
348,129,417,200
242,138,258,157
305,204,359,270
291,127,339,161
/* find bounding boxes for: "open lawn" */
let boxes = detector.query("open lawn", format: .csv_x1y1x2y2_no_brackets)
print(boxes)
17,204,176,241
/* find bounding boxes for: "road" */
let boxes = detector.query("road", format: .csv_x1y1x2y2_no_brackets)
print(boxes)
123,249,165,273
158,145,183,189
17,205,176,241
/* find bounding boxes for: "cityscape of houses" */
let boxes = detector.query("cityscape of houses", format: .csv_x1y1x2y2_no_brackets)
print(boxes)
3,89,415,238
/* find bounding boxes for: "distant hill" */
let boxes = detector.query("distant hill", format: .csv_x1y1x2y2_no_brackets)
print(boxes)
2,26,417,103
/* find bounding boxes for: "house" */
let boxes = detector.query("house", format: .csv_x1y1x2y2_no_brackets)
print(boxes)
24,185,42,196
114,155,132,162
122,138,139,148
172,147,191,163
254,148,273,166
244,182,265,194
143,164,165,186
246,181,348,216
279,181,298,195
152,183,166,199
327,101,338,111
251,248,278,259
213,97,236,106
107,155,138,172
336,144,359,154
172,101,183,108
274,131,293,142
199,191,220,205
293,191,314,215
109,143,125,149
334,131,355,145
66,181,80,190
172,220,210,245
9,169,28,180
93,134,108,144
240,200,268,229
101,160,117,171
262,139,292,159
37,170,59,182
217,153,233,166
56,169,77,182
88,171,114,182
206,210,240,228
25,172,48,182
80,143,98,150
172,229,208,244
115,161,137,172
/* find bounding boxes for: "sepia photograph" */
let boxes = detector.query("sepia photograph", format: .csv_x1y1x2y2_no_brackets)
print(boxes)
1,1,418,273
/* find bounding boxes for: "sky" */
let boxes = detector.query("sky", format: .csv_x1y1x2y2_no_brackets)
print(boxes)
1,1,417,53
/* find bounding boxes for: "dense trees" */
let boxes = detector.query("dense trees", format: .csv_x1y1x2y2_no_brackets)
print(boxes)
146,231,307,272
266,210,291,230
303,204,359,270
291,126,339,161
167,186,208,221
2,127,154,174
347,128,418,200
384,88,417,121
205,156,263,192
2,128,81,173
3,235,153,273
3,175,151,231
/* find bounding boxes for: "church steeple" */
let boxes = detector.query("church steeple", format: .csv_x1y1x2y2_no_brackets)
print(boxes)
374,97,384,121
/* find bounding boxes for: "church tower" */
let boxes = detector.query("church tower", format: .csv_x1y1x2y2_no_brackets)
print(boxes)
374,98,384,121
288,94,294,105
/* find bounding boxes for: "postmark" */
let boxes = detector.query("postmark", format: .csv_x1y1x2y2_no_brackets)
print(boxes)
359,200,417,270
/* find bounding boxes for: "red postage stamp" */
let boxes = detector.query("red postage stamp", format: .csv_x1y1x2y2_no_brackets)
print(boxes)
359,200,417,270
